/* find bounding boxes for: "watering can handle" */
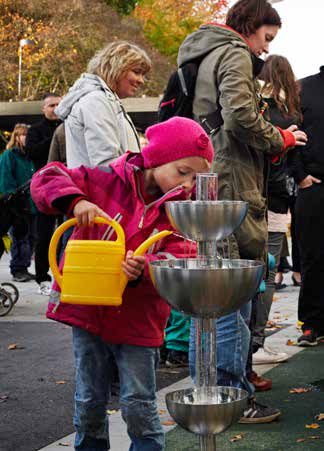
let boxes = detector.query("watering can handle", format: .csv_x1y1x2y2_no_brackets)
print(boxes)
48,216,125,289
119,229,173,293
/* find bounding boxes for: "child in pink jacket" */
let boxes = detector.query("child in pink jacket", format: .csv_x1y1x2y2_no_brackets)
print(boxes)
31,117,214,451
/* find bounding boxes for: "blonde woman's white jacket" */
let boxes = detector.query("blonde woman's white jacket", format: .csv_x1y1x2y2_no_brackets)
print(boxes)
55,73,140,168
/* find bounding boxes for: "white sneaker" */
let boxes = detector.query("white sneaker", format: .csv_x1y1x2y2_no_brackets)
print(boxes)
253,345,289,365
37,281,52,296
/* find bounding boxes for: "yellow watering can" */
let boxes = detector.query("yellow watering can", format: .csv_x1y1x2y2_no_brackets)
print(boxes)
48,217,172,306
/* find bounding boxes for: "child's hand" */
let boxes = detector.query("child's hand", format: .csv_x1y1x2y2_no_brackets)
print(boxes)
73,199,111,227
122,250,146,281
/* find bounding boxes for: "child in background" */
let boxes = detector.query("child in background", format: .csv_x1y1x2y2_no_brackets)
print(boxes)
31,117,214,451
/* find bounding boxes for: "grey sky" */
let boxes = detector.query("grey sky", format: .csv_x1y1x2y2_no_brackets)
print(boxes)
270,0,323,79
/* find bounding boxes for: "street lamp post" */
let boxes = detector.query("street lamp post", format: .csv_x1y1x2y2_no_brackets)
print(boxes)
18,39,34,101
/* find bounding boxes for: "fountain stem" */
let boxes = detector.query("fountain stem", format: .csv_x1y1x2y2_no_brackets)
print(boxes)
195,318,217,389
200,435,217,451
195,174,219,451
198,241,218,258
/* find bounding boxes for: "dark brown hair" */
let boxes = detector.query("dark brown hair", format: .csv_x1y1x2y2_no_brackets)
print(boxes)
226,0,281,36
259,55,301,119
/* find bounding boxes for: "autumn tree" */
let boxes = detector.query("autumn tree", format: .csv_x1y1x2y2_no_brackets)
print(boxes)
104,0,138,15
0,0,87,101
134,0,228,59
0,0,175,100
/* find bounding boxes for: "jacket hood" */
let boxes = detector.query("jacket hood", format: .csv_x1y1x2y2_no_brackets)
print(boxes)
55,73,115,120
177,24,248,67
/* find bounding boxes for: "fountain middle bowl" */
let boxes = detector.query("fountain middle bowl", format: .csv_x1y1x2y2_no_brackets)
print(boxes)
149,258,264,318
165,200,248,242
166,386,248,435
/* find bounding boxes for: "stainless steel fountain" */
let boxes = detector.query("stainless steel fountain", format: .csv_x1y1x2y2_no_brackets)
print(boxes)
149,174,264,450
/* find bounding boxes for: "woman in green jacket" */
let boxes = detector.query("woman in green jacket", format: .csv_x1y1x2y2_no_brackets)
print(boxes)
0,123,36,282
180,0,307,424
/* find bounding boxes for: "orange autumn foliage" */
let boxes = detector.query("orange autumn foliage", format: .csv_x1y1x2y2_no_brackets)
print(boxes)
134,0,228,59
0,0,176,100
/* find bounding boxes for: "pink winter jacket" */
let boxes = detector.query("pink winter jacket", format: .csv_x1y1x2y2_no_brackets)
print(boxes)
31,152,195,347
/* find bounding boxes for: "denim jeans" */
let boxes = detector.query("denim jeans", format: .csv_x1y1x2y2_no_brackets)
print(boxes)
189,302,254,397
72,327,164,451
9,215,37,274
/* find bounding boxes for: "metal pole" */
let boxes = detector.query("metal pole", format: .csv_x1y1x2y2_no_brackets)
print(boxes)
18,47,22,101
195,173,219,451
199,435,217,451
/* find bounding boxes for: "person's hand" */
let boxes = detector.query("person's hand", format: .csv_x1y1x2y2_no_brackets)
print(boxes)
287,125,307,146
298,174,321,189
122,250,146,281
73,199,111,226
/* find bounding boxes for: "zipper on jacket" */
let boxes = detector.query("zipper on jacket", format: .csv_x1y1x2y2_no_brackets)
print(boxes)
134,170,183,229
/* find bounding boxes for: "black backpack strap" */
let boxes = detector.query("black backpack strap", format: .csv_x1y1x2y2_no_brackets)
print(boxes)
178,67,188,96
199,110,223,136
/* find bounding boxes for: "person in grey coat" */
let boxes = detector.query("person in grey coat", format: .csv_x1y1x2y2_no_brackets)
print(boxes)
54,41,151,168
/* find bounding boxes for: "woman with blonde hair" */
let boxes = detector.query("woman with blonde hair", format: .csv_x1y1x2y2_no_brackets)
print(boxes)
0,123,36,282
55,40,152,168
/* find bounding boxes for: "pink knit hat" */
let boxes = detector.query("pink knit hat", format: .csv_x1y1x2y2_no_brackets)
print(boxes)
141,117,214,168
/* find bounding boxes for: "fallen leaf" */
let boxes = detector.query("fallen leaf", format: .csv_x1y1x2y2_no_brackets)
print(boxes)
265,320,282,329
315,413,324,421
7,343,24,350
286,339,296,346
289,387,312,394
8,343,17,350
158,409,166,415
0,395,8,403
161,420,176,426
55,380,66,385
230,434,244,442
106,409,118,415
305,423,320,429
272,295,279,302
296,438,306,443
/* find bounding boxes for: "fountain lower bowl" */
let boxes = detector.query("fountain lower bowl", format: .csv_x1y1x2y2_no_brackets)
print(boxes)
149,258,264,318
166,386,248,435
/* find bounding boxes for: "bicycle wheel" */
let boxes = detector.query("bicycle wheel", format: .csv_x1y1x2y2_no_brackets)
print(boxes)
0,290,14,317
1,282,19,304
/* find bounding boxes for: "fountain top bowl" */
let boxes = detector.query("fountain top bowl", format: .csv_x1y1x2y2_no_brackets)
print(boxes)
165,200,248,242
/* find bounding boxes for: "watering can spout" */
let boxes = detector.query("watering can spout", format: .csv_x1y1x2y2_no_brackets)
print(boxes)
119,229,173,293
48,217,172,306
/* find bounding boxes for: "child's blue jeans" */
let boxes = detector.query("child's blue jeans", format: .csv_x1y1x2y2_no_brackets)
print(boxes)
189,302,254,397
72,327,164,451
